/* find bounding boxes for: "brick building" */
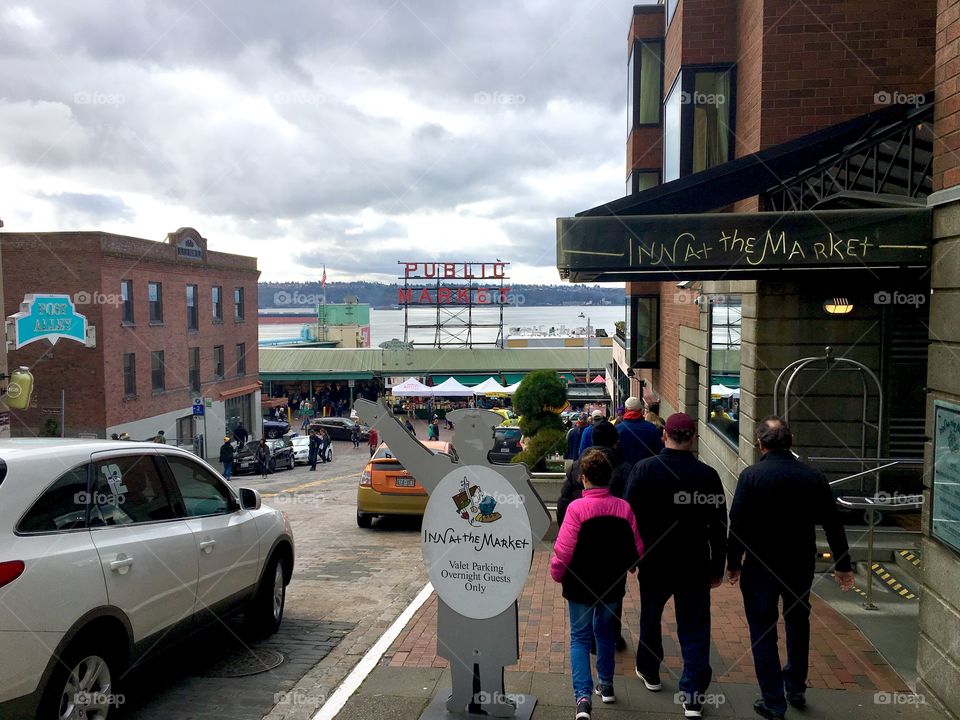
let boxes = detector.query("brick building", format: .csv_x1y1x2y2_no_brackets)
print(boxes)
0,227,260,458
559,2,960,715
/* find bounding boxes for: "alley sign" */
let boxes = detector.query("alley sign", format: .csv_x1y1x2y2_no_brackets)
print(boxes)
7,294,96,350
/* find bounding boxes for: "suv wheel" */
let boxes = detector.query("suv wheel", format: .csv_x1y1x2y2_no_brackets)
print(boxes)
246,555,286,637
40,640,120,720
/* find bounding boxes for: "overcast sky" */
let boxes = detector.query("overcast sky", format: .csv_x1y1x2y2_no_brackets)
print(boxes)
0,1,645,284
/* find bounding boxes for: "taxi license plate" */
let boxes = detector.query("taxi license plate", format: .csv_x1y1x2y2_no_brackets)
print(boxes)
395,477,416,488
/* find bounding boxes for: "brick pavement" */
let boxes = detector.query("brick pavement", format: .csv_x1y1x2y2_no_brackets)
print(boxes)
387,550,908,694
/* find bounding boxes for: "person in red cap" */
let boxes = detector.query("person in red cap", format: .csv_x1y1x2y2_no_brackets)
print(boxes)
622,412,728,719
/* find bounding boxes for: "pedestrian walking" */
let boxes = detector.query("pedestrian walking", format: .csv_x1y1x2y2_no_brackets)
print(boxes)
368,427,379,456
219,436,235,479
308,429,320,471
153,430,167,444
233,421,249,448
426,419,436,441
319,429,331,463
351,423,361,448
550,449,643,720
565,413,587,461
645,401,664,430
404,418,416,436
432,416,441,440
255,439,271,478
616,396,663,465
576,410,606,458
622,412,727,719
727,417,854,720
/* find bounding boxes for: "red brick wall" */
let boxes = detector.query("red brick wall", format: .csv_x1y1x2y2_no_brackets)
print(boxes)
627,126,663,174
680,0,737,67
664,0,683,98
935,0,960,190
629,5,664,49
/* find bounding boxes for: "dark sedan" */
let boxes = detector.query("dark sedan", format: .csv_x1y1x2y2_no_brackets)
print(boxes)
263,418,291,439
308,417,370,441
234,438,296,474
487,426,523,464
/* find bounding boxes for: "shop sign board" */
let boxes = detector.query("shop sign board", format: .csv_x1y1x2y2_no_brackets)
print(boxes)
7,294,96,349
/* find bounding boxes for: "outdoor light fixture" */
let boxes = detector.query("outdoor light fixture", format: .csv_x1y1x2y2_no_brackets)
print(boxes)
823,298,854,315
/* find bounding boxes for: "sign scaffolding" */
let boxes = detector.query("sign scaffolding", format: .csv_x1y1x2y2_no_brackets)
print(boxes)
398,261,509,348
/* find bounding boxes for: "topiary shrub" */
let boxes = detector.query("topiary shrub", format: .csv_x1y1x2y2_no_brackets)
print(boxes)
511,369,567,470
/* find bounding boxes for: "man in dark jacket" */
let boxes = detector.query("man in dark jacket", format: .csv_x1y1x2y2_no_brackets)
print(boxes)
233,422,248,448
727,417,853,720
564,413,586,460
622,413,727,719
219,436,235,479
616,396,663,465
308,429,320,471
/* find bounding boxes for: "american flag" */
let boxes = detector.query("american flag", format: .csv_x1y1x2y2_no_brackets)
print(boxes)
321,266,326,288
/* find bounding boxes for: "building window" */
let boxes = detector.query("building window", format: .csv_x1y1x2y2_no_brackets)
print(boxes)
151,350,165,392
707,295,742,448
663,66,736,182
148,282,163,323
234,287,245,321
628,40,663,129
212,286,223,322
235,343,246,376
666,0,678,28
213,345,224,379
186,284,199,331
627,170,661,196
189,347,201,392
121,280,134,323
123,353,136,397
629,295,660,369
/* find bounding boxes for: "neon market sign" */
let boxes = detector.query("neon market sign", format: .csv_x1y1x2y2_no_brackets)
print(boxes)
397,261,511,306
8,294,96,349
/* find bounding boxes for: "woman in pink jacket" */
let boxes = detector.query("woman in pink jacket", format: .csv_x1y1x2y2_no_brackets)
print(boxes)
550,448,644,720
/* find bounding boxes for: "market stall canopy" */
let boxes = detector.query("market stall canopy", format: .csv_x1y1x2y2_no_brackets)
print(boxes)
390,377,432,396
472,377,506,395
430,377,474,396
591,374,605,384
504,381,523,394
711,384,735,398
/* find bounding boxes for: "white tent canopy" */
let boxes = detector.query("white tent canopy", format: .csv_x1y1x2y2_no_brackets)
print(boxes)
503,380,523,394
431,377,474,396
472,377,506,395
390,377,432,397
710,384,735,398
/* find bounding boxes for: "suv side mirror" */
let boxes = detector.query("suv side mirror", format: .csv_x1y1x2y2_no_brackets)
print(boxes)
239,487,261,511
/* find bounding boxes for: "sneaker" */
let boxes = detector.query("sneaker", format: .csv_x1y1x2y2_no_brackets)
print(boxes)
786,692,806,709
594,683,615,704
753,699,786,720
683,699,703,718
635,668,662,691
575,696,592,719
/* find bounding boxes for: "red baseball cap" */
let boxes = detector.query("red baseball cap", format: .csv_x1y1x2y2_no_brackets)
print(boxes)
664,412,696,434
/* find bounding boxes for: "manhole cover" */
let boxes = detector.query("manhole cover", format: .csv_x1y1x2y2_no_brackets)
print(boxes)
200,648,285,678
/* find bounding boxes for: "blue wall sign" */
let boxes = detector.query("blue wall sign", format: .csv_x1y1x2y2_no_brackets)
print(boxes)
8,294,96,349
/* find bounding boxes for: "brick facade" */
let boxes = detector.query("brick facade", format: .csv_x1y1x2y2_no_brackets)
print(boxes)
1,229,259,439
935,0,960,189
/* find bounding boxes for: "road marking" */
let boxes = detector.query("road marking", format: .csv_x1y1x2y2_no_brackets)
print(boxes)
869,562,917,600
261,473,356,498
311,582,434,720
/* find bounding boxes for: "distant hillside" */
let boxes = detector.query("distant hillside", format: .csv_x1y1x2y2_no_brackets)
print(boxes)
259,281,624,308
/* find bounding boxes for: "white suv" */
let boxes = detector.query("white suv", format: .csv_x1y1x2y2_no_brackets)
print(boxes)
0,439,295,719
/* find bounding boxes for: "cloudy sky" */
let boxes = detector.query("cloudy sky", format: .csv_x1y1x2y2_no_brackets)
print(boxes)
0,1,645,284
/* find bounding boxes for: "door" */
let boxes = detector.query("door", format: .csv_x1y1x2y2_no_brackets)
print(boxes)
87,450,199,642
161,454,261,615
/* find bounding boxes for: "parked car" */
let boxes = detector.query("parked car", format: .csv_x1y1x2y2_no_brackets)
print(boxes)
357,441,456,527
290,436,332,465
308,417,370,442
487,426,524,464
263,418,290,439
490,408,520,427
235,439,295,474
0,439,294,719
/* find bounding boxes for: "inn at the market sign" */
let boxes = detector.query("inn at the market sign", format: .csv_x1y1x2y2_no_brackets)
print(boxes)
556,209,931,282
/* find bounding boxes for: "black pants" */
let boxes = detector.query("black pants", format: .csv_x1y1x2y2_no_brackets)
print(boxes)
741,562,814,715
309,453,317,470
636,582,712,698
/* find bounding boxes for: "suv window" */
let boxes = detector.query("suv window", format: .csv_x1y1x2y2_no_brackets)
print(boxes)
90,455,177,526
17,465,89,533
164,456,234,517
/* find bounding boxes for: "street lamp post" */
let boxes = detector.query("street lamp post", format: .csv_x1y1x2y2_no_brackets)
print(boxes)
578,312,591,383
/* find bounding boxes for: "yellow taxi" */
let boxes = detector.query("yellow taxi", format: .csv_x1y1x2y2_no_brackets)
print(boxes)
356,440,457,527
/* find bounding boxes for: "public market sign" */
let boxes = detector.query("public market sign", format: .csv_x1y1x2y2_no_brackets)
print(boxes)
421,465,533,619
557,208,931,282
397,260,511,305
7,294,96,349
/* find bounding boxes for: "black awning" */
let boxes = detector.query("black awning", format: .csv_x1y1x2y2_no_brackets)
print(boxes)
575,94,933,218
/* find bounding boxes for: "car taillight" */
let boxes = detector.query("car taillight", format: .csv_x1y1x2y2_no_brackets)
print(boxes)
359,470,372,487
0,561,25,589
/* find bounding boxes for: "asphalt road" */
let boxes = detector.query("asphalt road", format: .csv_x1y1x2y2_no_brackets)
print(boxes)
111,440,429,720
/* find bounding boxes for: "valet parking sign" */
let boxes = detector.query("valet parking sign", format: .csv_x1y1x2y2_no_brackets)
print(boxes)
422,465,533,619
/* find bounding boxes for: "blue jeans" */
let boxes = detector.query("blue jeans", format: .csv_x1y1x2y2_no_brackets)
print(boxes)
568,599,619,701
741,563,813,715
222,460,232,479
637,583,712,699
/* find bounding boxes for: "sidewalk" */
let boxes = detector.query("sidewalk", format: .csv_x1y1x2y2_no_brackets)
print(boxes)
336,550,938,719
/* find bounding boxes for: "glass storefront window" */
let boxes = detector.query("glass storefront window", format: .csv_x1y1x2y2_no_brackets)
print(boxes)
707,295,741,447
